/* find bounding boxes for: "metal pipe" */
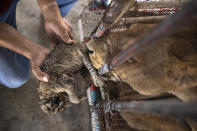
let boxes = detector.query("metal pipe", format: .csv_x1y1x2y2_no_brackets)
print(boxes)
110,28,128,33
87,85,103,131
92,0,134,39
99,100,197,119
98,0,197,75
135,0,189,9
118,15,168,25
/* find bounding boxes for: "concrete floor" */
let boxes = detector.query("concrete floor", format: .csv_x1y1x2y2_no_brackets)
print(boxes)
0,0,91,131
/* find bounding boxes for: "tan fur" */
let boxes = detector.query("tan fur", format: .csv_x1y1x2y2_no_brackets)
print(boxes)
86,23,197,102
186,118,197,131
38,42,103,114
121,111,190,131
86,23,197,131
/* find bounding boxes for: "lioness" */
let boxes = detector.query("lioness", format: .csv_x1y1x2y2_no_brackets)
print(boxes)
86,23,197,102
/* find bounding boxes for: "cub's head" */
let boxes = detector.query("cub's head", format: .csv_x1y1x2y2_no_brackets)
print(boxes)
39,93,70,114
38,73,87,114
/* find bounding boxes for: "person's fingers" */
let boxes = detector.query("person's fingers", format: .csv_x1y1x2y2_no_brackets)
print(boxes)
63,18,72,30
61,31,74,44
32,66,49,82
62,37,74,44
45,22,61,47
67,39,74,44
62,19,74,42
68,30,74,40
45,20,74,45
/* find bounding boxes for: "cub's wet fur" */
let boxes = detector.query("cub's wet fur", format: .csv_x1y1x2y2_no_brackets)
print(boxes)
38,42,103,114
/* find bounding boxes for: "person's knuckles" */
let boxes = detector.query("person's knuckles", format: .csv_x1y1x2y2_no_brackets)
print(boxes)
63,18,72,29
62,26,71,34
68,31,74,40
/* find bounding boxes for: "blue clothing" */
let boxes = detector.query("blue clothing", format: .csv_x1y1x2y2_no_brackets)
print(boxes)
0,0,19,28
57,0,78,17
0,48,30,88
0,0,78,88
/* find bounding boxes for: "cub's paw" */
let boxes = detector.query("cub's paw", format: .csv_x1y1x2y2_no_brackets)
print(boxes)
92,73,104,87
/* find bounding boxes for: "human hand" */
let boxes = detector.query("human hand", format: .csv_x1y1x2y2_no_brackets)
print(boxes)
45,18,74,48
31,46,50,82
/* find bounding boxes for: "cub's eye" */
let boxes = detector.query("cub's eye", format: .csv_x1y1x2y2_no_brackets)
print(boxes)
101,74,107,78
88,50,94,54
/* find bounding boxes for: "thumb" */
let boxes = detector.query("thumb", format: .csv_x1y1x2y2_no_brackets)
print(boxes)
32,67,49,82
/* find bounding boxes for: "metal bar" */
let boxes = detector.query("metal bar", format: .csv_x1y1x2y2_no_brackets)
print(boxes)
135,0,189,9
118,15,168,25
92,0,134,39
99,100,197,119
98,0,197,75
87,85,103,131
110,27,128,33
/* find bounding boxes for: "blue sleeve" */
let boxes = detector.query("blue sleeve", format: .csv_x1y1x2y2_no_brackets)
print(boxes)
56,0,78,17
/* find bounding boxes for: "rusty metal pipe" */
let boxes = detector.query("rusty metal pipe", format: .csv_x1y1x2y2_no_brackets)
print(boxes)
98,0,197,75
118,15,168,25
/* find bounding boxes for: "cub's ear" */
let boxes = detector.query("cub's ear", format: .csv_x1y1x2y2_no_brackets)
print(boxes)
64,102,73,108
68,93,80,104
86,39,95,51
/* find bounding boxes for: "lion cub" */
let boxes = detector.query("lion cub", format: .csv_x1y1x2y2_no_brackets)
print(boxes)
38,42,103,114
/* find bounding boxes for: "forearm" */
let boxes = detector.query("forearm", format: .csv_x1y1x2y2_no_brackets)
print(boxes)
37,0,62,22
0,22,44,59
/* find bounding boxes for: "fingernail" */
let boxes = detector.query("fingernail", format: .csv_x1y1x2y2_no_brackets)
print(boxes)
43,76,49,82
68,40,72,43
70,40,74,44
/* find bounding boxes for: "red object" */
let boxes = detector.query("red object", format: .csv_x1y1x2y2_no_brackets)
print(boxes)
83,37,91,43
90,84,96,91
90,84,99,91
